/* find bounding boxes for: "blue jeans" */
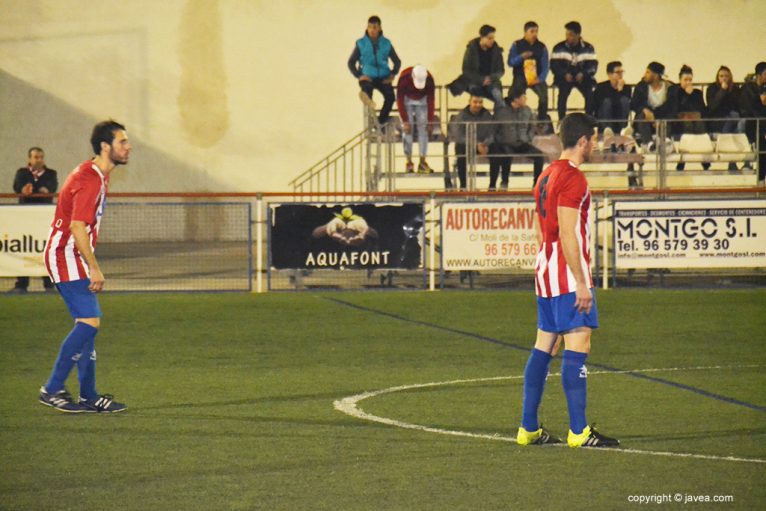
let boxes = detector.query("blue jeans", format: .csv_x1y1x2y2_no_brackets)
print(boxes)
596,96,630,133
402,96,429,158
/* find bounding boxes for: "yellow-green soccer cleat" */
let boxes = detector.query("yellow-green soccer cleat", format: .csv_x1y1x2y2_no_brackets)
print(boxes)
567,425,620,448
516,426,562,445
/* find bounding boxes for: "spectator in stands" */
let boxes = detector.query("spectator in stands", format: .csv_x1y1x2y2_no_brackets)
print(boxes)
550,21,598,122
739,62,766,184
669,65,709,171
449,96,494,190
447,25,505,110
347,15,401,125
507,21,550,124
706,66,741,135
397,65,436,173
592,61,632,135
9,147,57,294
489,89,544,189
631,61,675,147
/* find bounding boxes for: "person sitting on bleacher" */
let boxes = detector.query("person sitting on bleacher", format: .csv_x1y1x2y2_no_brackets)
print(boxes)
447,25,505,110
706,66,742,135
489,89,544,190
592,61,632,135
449,96,494,190
669,65,709,171
397,64,436,173
550,21,598,123
706,66,742,171
738,62,766,184
507,21,550,125
631,61,675,149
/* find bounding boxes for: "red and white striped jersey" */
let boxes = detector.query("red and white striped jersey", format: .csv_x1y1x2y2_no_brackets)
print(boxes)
533,159,593,297
44,161,108,283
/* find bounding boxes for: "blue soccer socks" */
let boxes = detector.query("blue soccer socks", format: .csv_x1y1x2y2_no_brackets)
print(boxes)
521,348,553,432
561,349,589,435
76,334,98,400
45,322,98,395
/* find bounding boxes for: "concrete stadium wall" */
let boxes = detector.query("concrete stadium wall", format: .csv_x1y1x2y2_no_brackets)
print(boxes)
1,0,764,193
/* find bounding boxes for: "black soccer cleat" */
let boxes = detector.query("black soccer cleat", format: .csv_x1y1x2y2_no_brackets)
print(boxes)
567,424,620,448
517,425,563,445
39,386,86,413
79,394,127,413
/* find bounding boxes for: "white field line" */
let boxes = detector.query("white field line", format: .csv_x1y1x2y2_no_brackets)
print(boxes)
334,365,766,465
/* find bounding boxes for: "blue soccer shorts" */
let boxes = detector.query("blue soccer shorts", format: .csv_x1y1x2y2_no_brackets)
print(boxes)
55,279,102,319
537,288,599,333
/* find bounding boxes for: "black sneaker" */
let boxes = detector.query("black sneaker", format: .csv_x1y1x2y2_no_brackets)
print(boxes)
39,386,86,413
567,424,620,448
79,394,127,413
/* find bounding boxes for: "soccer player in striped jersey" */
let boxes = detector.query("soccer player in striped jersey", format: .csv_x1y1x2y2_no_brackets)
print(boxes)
38,120,131,413
516,113,619,447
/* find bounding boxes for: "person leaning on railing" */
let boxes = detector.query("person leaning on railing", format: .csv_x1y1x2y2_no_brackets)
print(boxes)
9,147,58,294
738,61,766,185
449,95,494,190
489,89,544,190
397,64,436,173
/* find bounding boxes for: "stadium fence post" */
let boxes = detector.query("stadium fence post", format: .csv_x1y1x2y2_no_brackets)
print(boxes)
256,193,264,293
429,193,436,291
602,194,610,290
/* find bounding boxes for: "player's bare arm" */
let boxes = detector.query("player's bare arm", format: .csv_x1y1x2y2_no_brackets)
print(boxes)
69,220,104,293
558,205,591,314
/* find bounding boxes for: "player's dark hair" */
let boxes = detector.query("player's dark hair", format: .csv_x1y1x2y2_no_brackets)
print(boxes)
524,21,538,31
606,61,622,74
755,62,766,75
565,21,582,35
368,15,381,25
90,120,126,155
559,113,596,149
479,24,495,37
679,64,693,79
28,146,44,157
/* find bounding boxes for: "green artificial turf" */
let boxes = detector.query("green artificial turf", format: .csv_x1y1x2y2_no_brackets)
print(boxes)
1,290,764,510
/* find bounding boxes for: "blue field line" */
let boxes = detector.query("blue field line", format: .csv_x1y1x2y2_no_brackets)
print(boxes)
324,297,766,413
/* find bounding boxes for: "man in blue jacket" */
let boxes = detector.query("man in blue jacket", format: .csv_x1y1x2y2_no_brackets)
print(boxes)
347,15,401,125
550,21,598,123
507,21,550,123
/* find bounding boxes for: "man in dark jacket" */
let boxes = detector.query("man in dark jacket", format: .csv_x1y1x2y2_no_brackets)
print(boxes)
490,89,544,189
739,62,766,183
630,61,676,146
592,61,632,134
550,21,597,122
347,15,401,125
448,25,505,110
449,96,495,189
9,147,58,293
507,21,550,121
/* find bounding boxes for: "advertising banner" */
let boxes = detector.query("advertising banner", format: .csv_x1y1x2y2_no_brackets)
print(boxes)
441,202,539,270
0,205,54,277
614,200,766,268
270,203,423,269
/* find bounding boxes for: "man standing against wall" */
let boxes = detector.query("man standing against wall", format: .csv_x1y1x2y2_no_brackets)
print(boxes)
348,15,402,126
9,147,58,293
516,112,619,448
39,120,131,413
